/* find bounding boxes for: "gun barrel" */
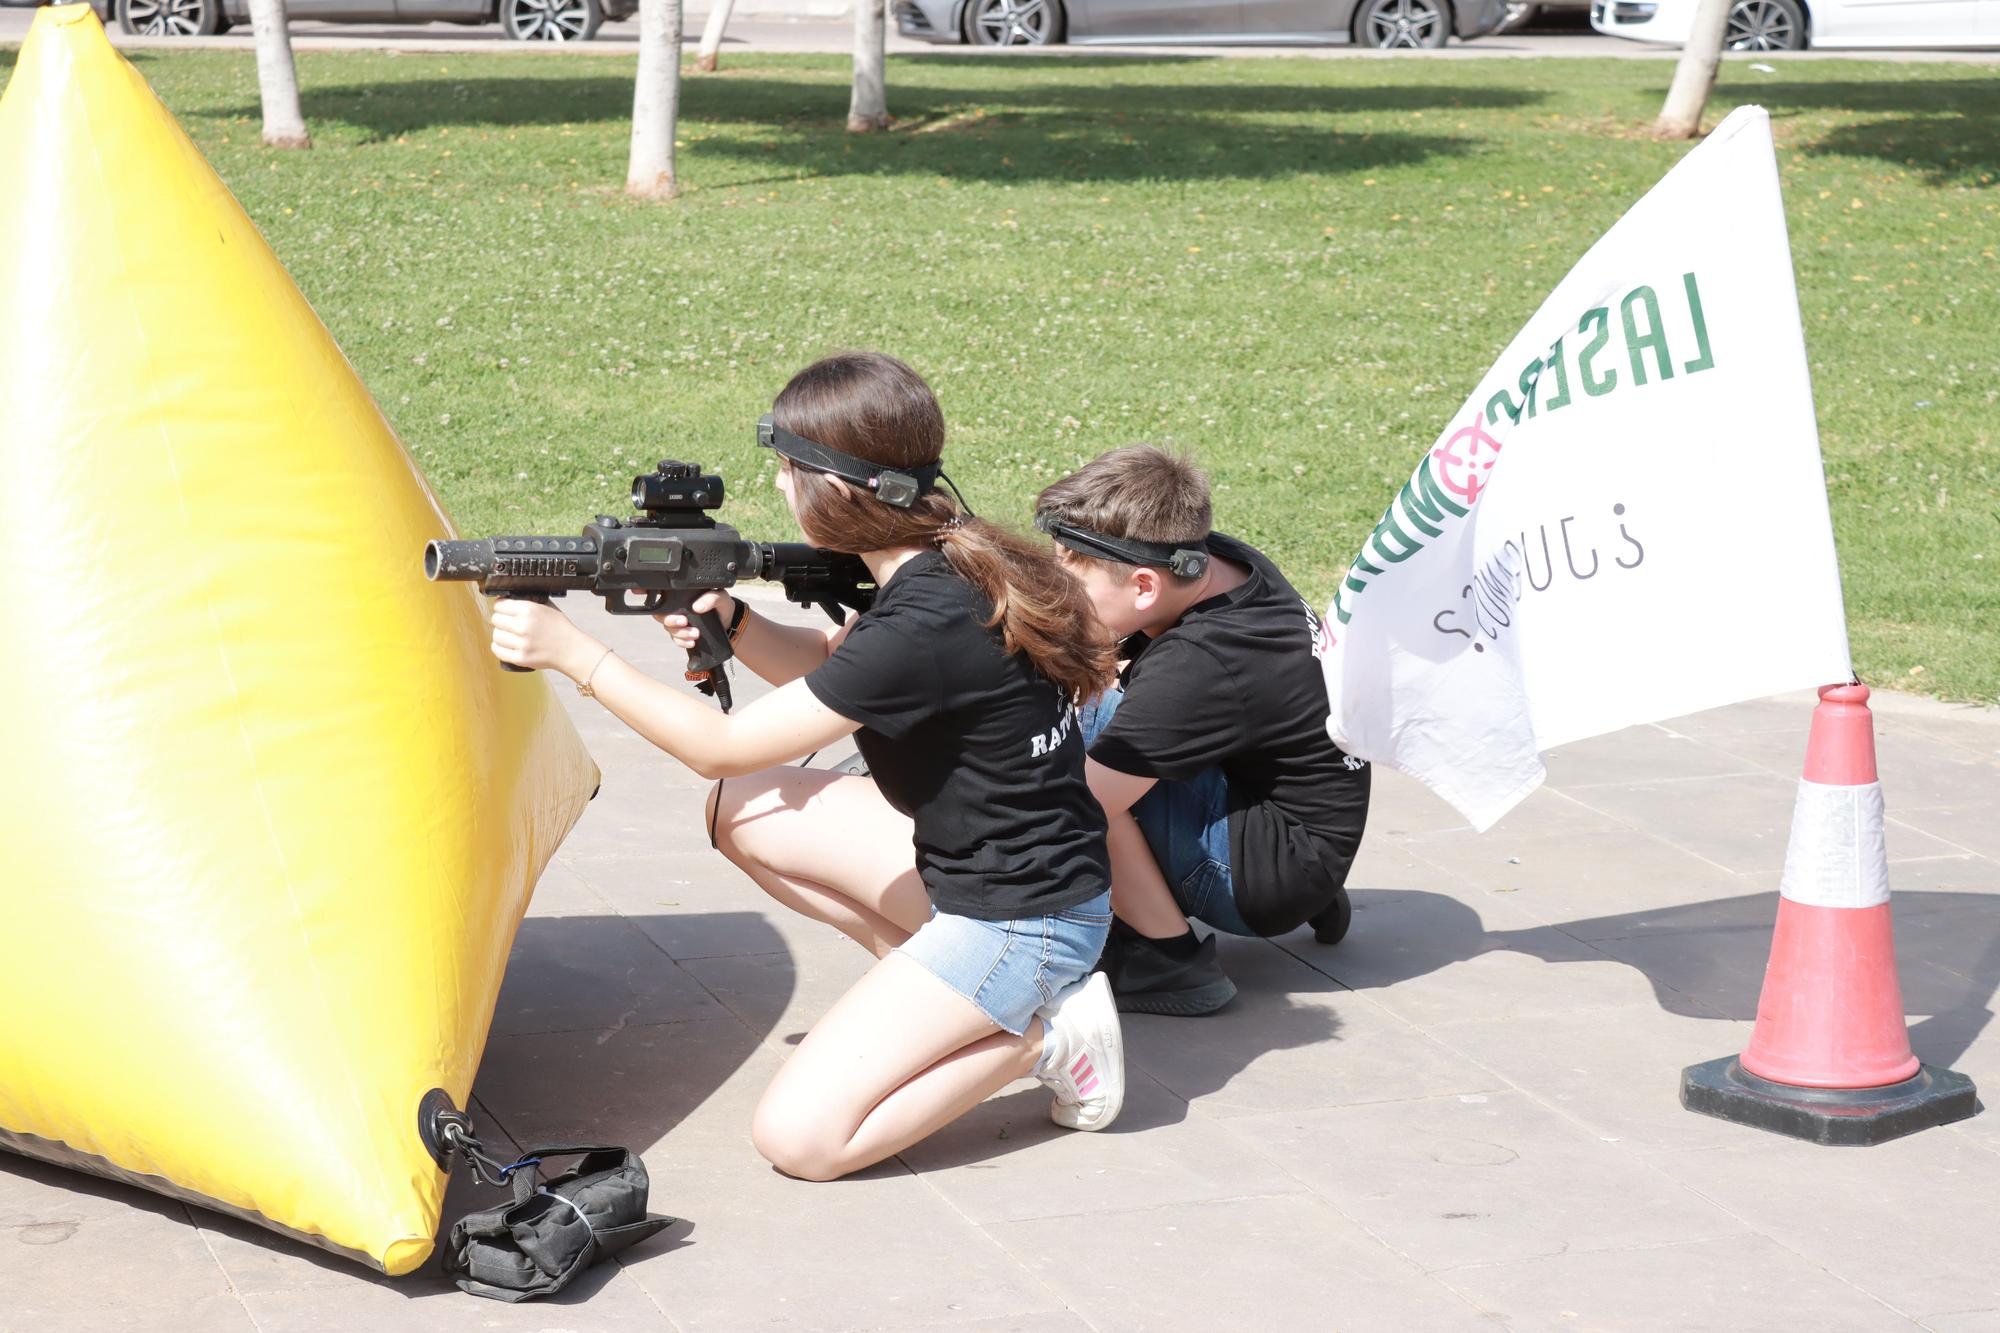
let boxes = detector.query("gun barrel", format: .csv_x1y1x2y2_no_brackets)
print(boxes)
424,539,494,582
425,536,601,593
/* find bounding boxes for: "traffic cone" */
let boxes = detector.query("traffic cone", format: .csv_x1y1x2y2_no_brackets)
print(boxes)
1681,684,1978,1145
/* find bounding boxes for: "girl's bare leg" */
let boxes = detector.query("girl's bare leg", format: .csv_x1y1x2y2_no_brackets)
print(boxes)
751,951,1045,1181
708,767,931,958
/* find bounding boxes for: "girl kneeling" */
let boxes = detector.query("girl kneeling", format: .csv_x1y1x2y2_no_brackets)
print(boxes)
489,352,1126,1181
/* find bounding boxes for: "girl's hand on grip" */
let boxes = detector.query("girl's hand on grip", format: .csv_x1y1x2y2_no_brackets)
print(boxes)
655,590,734,651
491,597,595,675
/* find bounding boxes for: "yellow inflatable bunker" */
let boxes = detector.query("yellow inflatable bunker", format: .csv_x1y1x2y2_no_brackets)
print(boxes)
0,6,598,1274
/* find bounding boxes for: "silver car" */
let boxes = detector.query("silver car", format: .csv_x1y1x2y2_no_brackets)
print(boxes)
896,0,1507,47
102,0,635,40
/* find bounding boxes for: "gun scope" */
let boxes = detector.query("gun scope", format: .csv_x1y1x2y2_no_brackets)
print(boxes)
632,460,725,514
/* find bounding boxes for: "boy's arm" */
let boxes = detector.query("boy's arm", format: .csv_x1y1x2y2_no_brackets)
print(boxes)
1087,758,1197,938
1086,757,1156,818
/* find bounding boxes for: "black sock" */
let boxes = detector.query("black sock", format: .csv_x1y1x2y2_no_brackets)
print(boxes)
1151,928,1200,960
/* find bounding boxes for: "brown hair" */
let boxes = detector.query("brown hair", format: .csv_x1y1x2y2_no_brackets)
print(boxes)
774,352,1115,701
1034,444,1213,584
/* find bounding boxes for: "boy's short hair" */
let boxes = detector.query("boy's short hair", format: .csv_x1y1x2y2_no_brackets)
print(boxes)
1035,445,1213,584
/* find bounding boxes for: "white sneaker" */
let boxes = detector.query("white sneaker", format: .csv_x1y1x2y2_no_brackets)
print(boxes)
1033,971,1125,1131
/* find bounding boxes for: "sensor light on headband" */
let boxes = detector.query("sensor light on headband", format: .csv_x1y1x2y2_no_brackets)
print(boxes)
1034,512,1211,580
757,413,941,510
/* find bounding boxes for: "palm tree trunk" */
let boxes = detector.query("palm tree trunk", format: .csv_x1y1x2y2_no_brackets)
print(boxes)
695,0,736,72
1655,0,1732,139
248,0,310,150
627,0,684,199
848,0,888,132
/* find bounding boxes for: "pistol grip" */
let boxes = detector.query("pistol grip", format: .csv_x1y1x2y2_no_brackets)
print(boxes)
491,590,550,673
683,600,735,676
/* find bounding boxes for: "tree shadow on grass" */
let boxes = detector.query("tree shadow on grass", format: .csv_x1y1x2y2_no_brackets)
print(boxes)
1742,80,2000,186
270,71,1544,134
229,72,1525,182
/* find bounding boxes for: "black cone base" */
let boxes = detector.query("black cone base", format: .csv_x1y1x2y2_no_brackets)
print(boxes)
1682,1056,1978,1147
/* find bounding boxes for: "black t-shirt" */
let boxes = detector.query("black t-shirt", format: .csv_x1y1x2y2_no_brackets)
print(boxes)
1086,533,1371,936
804,550,1110,922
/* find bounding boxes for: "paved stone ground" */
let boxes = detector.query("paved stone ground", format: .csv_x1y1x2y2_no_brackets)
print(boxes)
3,590,1998,1332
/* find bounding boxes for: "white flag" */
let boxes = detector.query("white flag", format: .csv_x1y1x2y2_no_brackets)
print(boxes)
1319,105,1851,832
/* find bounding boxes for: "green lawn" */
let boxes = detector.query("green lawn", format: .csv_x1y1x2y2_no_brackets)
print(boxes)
2,46,1995,701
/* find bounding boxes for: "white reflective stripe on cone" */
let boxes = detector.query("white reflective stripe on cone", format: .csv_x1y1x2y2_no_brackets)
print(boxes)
1777,779,1891,909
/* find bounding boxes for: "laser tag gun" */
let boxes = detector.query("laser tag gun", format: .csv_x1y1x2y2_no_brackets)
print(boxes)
423,460,876,711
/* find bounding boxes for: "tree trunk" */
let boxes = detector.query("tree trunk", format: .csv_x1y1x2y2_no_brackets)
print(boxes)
848,0,888,133
1655,0,1731,139
248,0,310,150
627,0,683,199
694,0,736,72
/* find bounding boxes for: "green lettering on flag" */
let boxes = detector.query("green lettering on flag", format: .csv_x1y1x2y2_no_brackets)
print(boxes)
1369,508,1426,565
1621,285,1675,387
1541,336,1572,413
1517,357,1545,420
1578,307,1617,397
1398,461,1469,538
1682,271,1716,374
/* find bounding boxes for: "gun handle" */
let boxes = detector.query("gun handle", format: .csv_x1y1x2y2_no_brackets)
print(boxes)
490,590,551,673
660,591,735,676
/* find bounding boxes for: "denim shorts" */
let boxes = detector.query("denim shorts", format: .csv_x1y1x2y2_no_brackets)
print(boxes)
896,890,1113,1035
1080,688,1257,938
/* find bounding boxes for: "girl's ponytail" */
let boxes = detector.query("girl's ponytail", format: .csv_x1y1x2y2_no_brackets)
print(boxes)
934,516,1115,702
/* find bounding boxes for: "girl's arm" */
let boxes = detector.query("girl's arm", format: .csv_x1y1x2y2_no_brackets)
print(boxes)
492,598,859,779
657,591,852,688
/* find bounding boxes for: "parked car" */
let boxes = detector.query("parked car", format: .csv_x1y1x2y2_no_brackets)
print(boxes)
1591,0,1997,50
1497,1,1592,33
107,0,635,40
896,0,1509,47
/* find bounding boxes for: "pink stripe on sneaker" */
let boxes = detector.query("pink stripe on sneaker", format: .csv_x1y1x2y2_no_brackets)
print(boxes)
1071,1053,1090,1077
1078,1075,1099,1095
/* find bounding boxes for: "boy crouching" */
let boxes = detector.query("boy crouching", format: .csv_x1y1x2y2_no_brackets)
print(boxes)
1035,445,1371,1015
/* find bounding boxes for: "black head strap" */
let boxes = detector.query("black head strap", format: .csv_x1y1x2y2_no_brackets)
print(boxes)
1035,512,1210,579
758,413,941,510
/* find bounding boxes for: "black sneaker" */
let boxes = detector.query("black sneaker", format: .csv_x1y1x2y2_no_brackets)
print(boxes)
1099,922,1238,1017
1308,886,1352,946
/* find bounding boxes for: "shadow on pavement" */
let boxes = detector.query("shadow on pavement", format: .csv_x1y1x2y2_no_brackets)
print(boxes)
0,909,787,1300
1296,886,2000,1069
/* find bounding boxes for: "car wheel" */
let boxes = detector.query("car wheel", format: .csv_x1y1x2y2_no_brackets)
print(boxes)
1726,0,1805,50
500,0,603,41
1496,1,1535,32
964,0,1064,45
116,0,221,37
212,11,231,30
1353,0,1451,48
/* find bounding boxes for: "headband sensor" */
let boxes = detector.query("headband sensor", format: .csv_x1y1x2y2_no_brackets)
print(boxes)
758,413,940,510
1035,512,1210,580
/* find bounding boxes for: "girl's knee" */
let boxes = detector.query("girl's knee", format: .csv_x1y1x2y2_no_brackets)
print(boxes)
750,1095,852,1183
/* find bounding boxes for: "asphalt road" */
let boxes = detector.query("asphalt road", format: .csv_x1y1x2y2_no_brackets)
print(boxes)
2,4,1994,58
